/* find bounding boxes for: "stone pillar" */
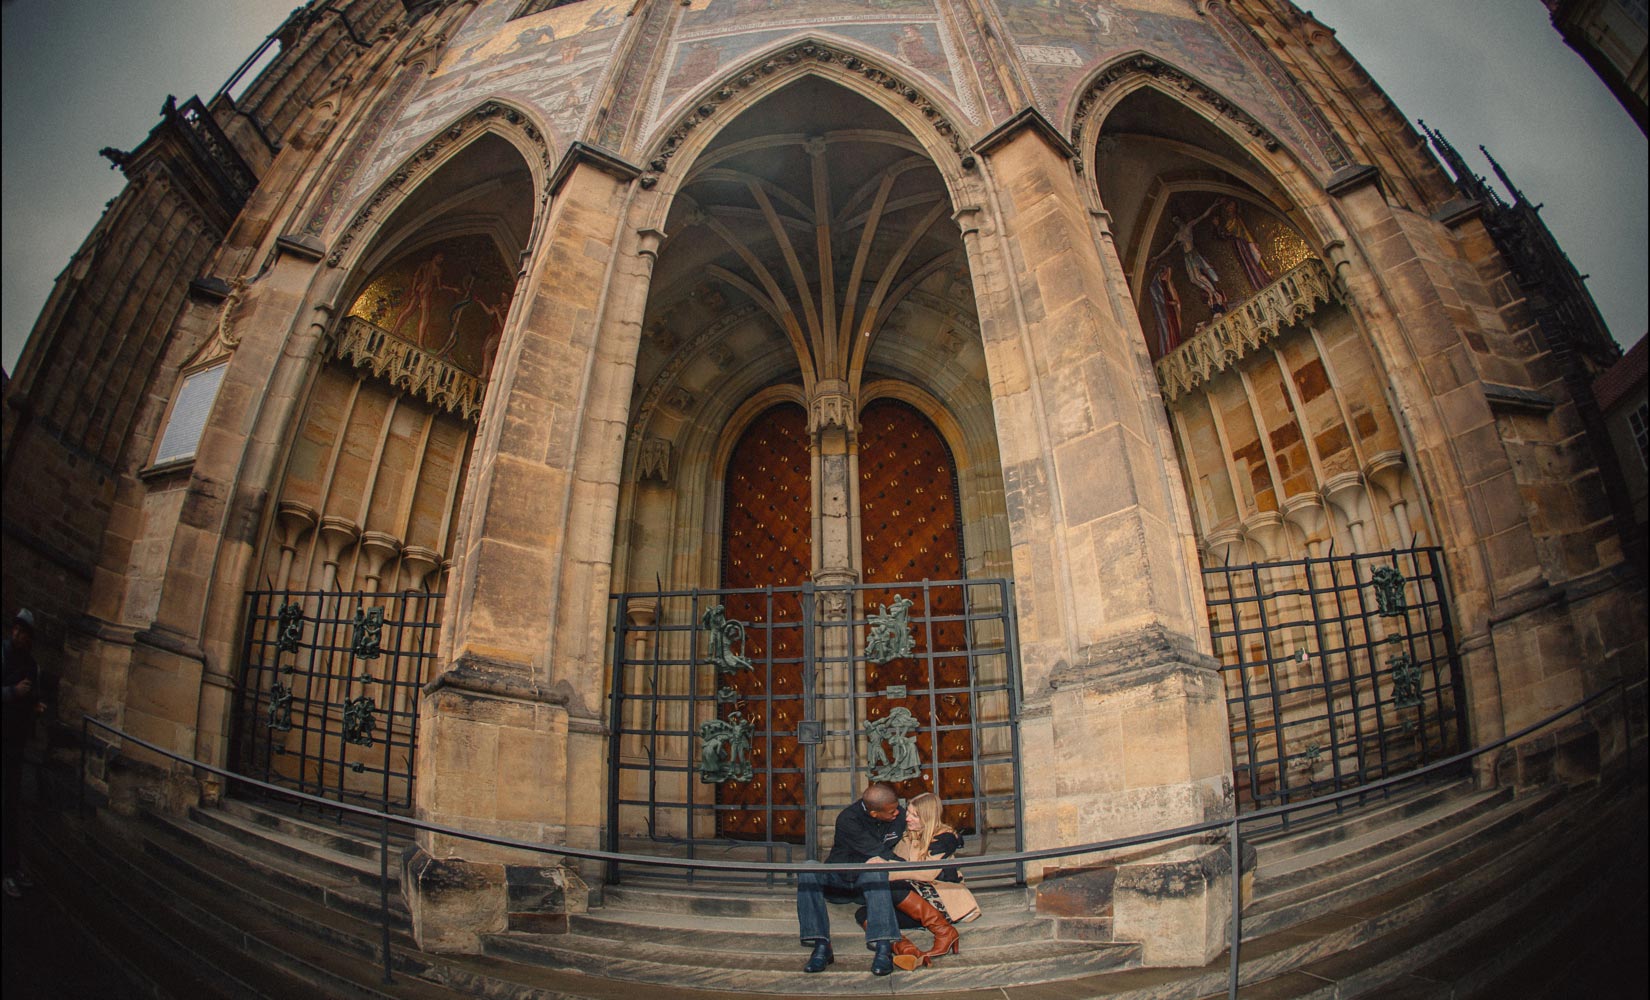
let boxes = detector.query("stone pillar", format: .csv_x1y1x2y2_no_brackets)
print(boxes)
317,516,361,590
274,501,319,590
405,147,642,953
114,244,332,782
808,379,861,793
1365,450,1415,545
1281,492,1329,559
966,113,1233,966
358,530,401,592
1323,471,1370,553
399,545,442,592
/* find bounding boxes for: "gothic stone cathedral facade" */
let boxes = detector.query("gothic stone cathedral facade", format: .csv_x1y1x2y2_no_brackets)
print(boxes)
2,0,1643,963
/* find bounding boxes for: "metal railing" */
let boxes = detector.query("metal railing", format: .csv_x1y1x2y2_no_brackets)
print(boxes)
78,678,1638,996
607,577,1024,882
1204,545,1469,829
229,587,443,816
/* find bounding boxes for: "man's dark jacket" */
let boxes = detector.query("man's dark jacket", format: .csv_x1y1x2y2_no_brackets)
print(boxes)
824,800,906,864
1,638,40,750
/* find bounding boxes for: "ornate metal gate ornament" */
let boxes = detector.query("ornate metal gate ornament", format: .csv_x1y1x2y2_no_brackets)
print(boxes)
1388,651,1423,709
865,706,921,782
701,605,754,674
267,682,293,732
276,602,305,654
342,694,377,747
866,595,915,664
352,606,385,659
698,711,754,783
1370,566,1407,617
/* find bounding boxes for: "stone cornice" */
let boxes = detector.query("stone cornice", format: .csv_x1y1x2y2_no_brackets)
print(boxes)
333,316,484,421
971,106,1075,161
423,653,570,706
548,141,643,198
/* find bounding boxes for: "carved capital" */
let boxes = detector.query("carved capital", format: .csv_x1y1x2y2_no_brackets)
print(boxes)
808,380,857,435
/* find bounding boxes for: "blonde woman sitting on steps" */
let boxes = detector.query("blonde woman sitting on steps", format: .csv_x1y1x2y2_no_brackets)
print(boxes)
856,791,981,969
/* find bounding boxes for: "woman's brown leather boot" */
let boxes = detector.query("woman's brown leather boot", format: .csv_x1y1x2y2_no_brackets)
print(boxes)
895,891,959,960
857,912,928,970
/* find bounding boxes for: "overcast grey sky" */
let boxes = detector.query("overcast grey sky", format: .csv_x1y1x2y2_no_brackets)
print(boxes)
2,1,1645,373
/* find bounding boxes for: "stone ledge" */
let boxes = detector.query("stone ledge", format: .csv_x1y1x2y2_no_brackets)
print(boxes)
1047,623,1219,696
424,654,569,706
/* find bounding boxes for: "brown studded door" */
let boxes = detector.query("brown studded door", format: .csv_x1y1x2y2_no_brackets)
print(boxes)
857,398,977,832
718,403,812,841
609,393,1024,866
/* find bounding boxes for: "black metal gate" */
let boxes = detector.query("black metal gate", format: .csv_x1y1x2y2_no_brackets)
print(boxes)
605,578,1024,880
230,587,442,813
1203,545,1468,825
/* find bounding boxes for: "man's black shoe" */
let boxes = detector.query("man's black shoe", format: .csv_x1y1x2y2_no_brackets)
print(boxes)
871,940,895,976
803,941,834,973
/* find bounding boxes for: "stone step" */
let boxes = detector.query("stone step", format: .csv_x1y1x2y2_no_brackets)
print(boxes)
181,800,403,891
1247,776,1480,867
482,927,1142,994
28,807,343,1000
142,803,411,926
570,904,1058,952
138,805,417,944
1224,776,1646,998
1253,783,1515,890
220,794,417,865
597,881,1033,920
1242,786,1567,936
95,809,457,1000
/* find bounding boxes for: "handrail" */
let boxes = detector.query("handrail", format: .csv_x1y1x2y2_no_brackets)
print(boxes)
77,676,1638,993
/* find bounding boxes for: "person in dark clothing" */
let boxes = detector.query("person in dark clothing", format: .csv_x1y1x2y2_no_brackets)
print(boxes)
795,782,907,975
854,791,973,966
3,609,44,897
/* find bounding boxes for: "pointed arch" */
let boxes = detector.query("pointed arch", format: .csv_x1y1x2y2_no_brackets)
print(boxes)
325,100,557,272
634,37,981,219
1071,53,1284,162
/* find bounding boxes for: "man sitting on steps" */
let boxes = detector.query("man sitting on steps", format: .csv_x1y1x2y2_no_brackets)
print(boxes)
795,782,905,976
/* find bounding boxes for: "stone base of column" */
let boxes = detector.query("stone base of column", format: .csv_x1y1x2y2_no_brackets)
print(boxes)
1035,840,1253,965
402,849,589,953
1111,843,1237,967
99,753,202,819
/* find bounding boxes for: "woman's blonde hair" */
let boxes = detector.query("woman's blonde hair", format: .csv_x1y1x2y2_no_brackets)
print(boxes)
904,792,947,859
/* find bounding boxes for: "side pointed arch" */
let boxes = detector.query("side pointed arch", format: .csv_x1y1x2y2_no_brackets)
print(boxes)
1070,53,1295,182
325,100,558,272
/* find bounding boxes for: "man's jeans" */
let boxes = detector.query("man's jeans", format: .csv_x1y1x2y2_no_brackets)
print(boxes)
797,866,898,946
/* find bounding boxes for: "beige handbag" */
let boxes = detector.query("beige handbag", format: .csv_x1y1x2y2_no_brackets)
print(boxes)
894,836,982,923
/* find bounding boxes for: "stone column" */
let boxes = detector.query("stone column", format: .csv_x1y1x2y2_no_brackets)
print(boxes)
1365,451,1415,545
966,113,1233,966
807,379,860,814
274,501,319,590
115,243,332,790
399,545,442,592
404,147,642,952
358,531,402,592
316,516,361,590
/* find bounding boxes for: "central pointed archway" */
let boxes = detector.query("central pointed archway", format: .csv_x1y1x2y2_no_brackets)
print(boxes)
608,73,1017,862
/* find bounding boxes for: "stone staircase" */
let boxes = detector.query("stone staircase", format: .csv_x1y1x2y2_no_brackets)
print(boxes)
18,752,1646,999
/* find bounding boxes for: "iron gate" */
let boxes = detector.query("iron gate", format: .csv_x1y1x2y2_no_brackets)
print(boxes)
230,587,443,812
1203,545,1468,826
606,578,1024,881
